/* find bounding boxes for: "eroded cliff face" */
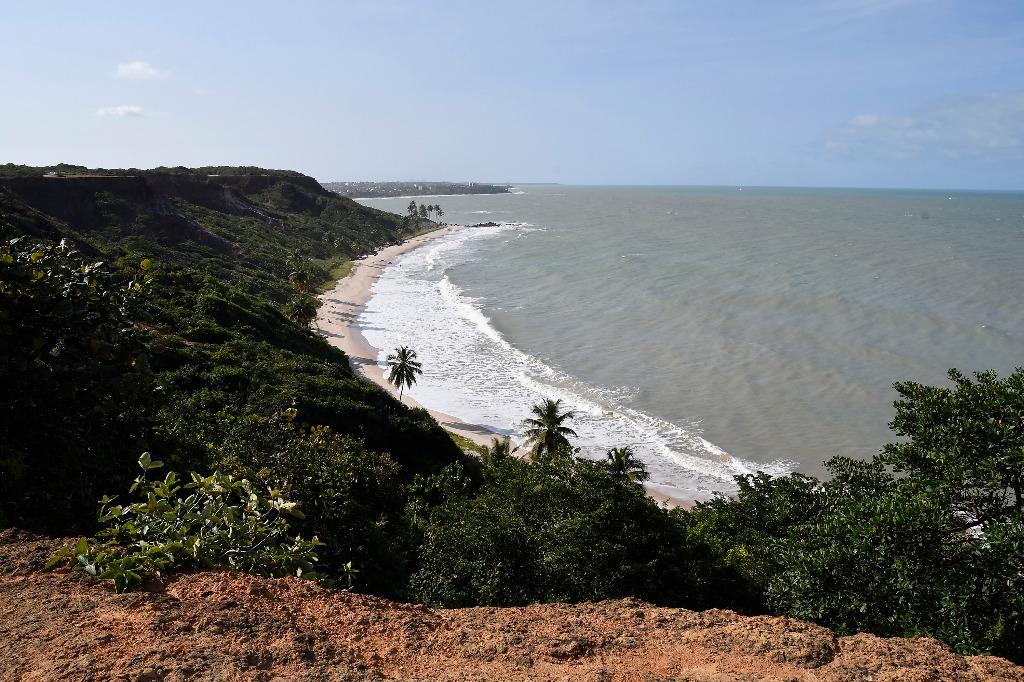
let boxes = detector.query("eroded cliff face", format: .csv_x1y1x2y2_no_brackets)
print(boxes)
2,529,1021,682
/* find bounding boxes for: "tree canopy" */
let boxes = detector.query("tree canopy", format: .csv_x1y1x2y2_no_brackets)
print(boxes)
410,455,719,609
691,367,1024,661
0,238,154,529
882,368,1024,518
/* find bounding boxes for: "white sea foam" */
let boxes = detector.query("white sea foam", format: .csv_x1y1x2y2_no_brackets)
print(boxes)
359,223,791,498
354,186,1024,491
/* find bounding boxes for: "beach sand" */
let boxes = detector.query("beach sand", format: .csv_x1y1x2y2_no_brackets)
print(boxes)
317,225,500,449
316,224,690,508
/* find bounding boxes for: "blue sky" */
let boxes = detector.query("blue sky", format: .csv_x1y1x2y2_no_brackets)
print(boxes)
3,1,1023,189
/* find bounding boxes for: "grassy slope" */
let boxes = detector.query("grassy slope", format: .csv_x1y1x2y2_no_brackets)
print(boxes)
0,168,471,482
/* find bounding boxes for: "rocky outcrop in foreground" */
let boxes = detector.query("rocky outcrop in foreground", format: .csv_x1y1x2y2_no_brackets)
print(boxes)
2,529,1020,681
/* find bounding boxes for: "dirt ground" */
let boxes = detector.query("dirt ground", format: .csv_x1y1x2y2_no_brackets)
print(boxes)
2,529,1021,682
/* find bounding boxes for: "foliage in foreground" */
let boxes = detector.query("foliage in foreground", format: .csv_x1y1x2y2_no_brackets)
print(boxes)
409,451,738,609
218,414,412,598
47,453,324,592
0,238,155,529
693,368,1024,661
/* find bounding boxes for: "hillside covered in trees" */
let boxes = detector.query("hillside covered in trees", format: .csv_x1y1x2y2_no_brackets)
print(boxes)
1,166,1021,667
0,167,475,594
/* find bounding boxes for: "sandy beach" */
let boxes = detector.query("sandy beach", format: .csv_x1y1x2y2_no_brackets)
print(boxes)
317,225,502,449
316,224,689,508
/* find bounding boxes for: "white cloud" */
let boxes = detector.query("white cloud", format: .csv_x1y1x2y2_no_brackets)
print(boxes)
115,61,167,80
820,91,1024,161
95,105,146,117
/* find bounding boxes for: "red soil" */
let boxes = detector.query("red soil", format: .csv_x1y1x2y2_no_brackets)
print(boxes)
2,529,1020,681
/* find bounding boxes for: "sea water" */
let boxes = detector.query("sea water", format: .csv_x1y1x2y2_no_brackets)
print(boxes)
356,186,1024,501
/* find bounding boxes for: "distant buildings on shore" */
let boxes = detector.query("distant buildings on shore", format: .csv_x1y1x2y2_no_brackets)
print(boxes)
323,181,511,199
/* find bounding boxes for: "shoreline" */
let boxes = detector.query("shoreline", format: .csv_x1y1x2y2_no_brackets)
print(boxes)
351,192,511,201
316,224,691,508
317,225,503,449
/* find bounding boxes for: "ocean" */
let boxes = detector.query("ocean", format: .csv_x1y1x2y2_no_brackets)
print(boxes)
356,186,1024,501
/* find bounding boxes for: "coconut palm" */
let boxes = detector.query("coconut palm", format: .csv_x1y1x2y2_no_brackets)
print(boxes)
483,436,516,465
286,251,318,293
603,446,649,484
288,267,314,293
522,398,578,461
286,293,319,328
386,346,423,402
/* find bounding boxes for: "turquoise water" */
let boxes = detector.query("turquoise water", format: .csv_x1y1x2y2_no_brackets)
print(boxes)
357,186,1024,500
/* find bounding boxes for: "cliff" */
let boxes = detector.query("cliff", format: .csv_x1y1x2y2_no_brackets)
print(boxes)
0,172,329,255
3,530,1021,682
0,167,414,303
0,168,470,539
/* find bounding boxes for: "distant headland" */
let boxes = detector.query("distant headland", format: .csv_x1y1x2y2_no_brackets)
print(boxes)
322,180,511,199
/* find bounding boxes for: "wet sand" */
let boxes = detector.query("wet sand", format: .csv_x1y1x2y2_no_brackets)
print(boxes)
316,224,690,508
317,225,502,449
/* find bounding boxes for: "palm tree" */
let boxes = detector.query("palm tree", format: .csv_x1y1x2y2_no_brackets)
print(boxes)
522,398,578,461
286,294,319,328
288,267,314,293
407,200,418,218
603,446,649,484
386,346,423,402
434,205,444,224
482,436,516,465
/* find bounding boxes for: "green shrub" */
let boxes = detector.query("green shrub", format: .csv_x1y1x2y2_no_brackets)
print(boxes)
219,413,410,597
47,453,324,592
410,454,721,609
698,368,1024,663
0,238,156,530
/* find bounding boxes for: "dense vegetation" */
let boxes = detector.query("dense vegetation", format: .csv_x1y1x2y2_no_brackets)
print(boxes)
1,167,1020,663
0,169,471,557
0,163,310,179
690,371,1024,659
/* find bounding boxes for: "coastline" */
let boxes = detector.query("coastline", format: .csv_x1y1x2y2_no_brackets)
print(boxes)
351,192,510,201
317,225,503,449
316,224,690,508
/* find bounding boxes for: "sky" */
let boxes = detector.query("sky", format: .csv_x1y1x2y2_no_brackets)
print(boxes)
3,1,1023,190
